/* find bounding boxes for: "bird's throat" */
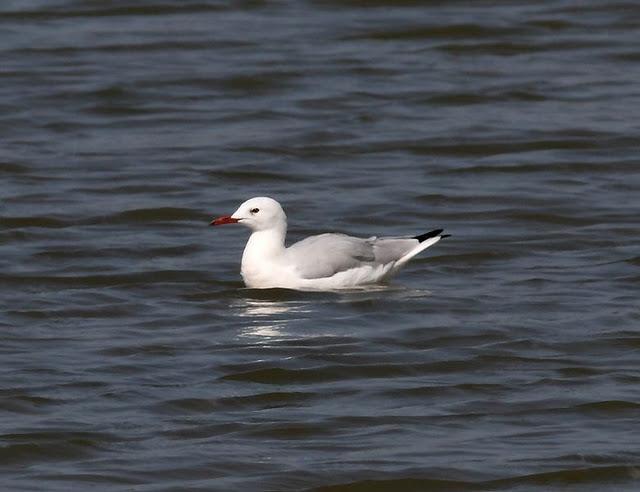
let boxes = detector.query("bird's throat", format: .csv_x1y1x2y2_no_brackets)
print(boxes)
242,229,286,262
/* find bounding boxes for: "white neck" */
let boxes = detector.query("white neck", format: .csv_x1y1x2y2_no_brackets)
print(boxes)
242,224,287,263
240,225,288,287
247,226,286,252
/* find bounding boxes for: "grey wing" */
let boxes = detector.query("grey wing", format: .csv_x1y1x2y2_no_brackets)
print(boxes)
286,233,376,279
286,233,421,279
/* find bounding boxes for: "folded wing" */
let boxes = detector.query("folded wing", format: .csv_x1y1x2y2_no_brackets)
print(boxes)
286,233,420,279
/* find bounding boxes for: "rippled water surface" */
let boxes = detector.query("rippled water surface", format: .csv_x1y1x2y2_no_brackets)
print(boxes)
2,1,640,490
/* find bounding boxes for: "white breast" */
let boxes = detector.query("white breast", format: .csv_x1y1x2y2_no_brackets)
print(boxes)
240,232,295,289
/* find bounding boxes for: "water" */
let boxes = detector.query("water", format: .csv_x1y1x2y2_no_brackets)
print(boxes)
2,1,639,490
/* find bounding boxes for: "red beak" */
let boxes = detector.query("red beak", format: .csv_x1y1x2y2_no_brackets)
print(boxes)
210,215,240,226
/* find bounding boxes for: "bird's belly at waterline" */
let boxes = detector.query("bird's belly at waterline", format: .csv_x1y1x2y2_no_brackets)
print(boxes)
240,262,297,289
240,261,395,291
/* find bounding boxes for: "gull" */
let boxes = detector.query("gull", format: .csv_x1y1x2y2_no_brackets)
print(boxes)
211,197,448,290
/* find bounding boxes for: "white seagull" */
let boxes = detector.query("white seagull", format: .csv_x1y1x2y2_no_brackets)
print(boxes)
211,197,449,291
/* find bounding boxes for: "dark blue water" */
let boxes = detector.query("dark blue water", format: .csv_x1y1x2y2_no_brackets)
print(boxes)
2,1,640,490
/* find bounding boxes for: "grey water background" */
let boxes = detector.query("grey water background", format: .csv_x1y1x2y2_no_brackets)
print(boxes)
2,0,639,490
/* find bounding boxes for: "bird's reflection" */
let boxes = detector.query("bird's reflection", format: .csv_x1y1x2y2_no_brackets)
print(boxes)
230,286,425,342
240,300,294,317
233,298,310,342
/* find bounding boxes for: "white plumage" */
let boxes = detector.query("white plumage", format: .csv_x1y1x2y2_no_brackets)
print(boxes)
211,197,448,291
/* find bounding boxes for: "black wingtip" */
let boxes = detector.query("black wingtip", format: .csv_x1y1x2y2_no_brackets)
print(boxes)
413,229,444,242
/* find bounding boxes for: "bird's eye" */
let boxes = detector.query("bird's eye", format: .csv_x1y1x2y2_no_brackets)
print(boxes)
250,208,260,214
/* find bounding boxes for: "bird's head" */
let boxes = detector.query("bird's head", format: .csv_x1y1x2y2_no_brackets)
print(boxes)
210,196,287,232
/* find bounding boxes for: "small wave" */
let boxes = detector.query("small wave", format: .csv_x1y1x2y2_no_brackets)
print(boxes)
1,216,70,229
310,477,476,492
220,359,485,385
242,422,335,439
0,4,227,22
1,269,213,288
575,400,640,414
309,465,640,491
0,161,30,174
101,207,203,223
212,168,307,184
438,39,609,56
344,23,520,42
0,394,59,414
217,391,316,410
0,431,118,467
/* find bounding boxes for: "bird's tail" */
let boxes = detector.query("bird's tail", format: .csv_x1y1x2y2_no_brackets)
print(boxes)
391,229,449,271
